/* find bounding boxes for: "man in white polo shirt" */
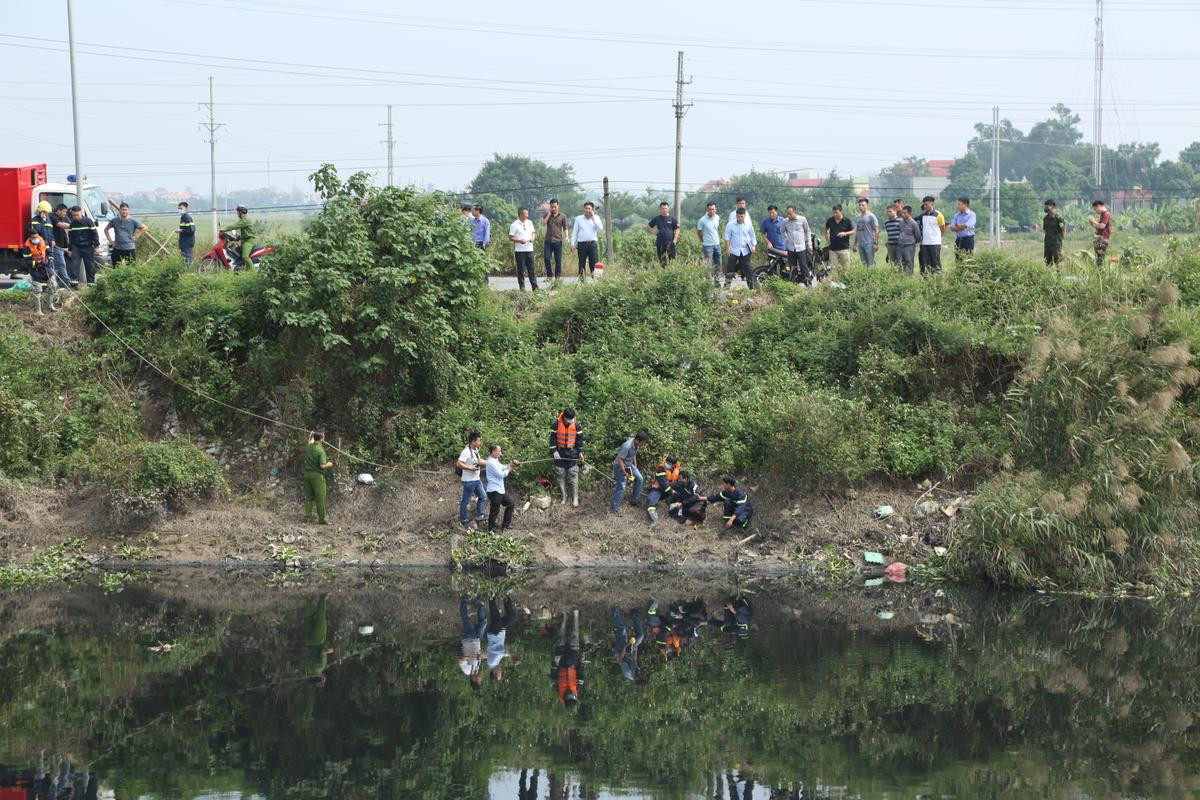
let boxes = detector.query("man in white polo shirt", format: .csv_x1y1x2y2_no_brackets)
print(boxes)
508,207,537,291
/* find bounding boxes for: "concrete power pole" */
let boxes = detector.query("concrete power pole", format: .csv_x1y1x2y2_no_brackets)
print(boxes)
603,176,614,266
381,105,395,187
672,51,691,215
1092,0,1104,190
991,106,1001,246
66,0,87,287
200,77,224,246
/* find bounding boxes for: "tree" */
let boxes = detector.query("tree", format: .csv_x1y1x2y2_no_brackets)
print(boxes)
942,151,987,208
1150,160,1196,198
1101,142,1161,192
1180,142,1200,173
1028,157,1089,204
1027,104,1083,146
1000,181,1041,227
467,154,582,214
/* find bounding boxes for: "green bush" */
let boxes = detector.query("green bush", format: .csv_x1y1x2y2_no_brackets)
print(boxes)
80,439,226,518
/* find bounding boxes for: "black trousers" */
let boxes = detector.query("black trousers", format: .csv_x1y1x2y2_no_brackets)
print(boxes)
919,244,942,274
786,249,812,283
543,240,563,279
514,251,538,290
111,248,136,267
656,241,675,266
487,596,514,635
1044,242,1062,265
487,490,514,531
726,252,753,287
69,246,96,283
954,236,975,259
577,241,598,275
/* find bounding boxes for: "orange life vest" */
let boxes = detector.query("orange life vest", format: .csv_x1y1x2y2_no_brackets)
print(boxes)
24,238,47,262
557,665,578,703
555,415,578,450
659,460,681,483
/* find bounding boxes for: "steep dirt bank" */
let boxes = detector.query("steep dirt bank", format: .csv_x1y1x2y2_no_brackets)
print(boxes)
0,469,962,573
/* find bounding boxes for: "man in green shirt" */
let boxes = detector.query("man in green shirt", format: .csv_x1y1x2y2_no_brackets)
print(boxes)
304,592,334,686
304,430,333,524
1043,199,1066,265
224,204,257,268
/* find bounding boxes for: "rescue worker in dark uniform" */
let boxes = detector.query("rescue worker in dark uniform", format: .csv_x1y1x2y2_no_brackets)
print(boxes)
66,205,99,285
644,598,680,662
667,471,706,525
644,455,681,526
549,408,585,506
708,475,753,530
713,594,754,640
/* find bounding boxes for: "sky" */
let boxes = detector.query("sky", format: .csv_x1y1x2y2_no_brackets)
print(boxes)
2,0,1198,201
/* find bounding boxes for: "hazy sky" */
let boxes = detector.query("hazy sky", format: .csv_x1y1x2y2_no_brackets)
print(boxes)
2,0,1198,200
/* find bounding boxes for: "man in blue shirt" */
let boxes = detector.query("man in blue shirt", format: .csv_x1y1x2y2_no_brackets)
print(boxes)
470,205,490,249
611,430,649,513
695,202,722,285
759,205,785,256
177,201,196,265
723,207,757,288
949,196,977,261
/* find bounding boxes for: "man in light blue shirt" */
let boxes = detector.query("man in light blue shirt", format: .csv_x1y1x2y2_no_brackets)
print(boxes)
723,207,757,288
695,202,722,285
949,196,977,262
470,205,490,248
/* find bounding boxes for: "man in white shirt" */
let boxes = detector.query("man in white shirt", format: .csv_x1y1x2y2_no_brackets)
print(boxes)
781,205,814,284
508,207,537,291
456,431,486,529
486,595,518,682
458,595,486,689
485,443,520,532
727,196,749,226
571,201,603,281
723,207,757,288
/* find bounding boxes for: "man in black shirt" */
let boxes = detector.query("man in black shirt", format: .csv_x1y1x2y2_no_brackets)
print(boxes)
647,201,680,266
824,204,854,270
1043,199,1065,265
66,205,100,285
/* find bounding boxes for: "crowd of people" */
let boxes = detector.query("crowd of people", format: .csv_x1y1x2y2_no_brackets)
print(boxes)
462,193,1118,291
457,593,754,708
447,408,752,534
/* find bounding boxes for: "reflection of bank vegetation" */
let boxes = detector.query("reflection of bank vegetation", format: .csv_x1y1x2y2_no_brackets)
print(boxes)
0,579,1196,798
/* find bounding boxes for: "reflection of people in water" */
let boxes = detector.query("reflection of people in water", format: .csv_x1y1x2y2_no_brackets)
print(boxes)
549,610,584,708
714,595,753,640
646,599,681,662
726,770,755,799
304,593,335,686
517,768,539,800
486,596,519,682
611,606,646,683
459,595,487,690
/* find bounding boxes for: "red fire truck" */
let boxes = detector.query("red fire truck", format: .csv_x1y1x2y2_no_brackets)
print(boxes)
0,162,113,275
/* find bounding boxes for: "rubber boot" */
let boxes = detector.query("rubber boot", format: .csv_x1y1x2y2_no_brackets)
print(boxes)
647,507,659,526
560,483,568,505
570,469,579,507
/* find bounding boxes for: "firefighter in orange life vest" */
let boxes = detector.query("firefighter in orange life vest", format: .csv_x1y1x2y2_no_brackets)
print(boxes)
549,408,585,506
644,455,681,526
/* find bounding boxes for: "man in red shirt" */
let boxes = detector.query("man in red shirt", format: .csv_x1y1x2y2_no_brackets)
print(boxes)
1088,200,1113,267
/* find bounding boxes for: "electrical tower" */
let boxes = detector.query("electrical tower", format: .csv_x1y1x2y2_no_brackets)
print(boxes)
672,51,691,214
200,77,224,244
381,105,395,187
1092,0,1104,190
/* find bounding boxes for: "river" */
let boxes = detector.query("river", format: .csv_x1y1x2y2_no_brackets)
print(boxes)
0,569,1195,799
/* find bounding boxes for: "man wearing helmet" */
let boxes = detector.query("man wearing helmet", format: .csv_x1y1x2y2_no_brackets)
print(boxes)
29,201,70,284
224,205,256,268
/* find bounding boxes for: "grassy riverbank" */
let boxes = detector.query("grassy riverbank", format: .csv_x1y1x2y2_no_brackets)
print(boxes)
2,168,1200,591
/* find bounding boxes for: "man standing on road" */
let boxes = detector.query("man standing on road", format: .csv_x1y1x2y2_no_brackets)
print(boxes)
177,201,196,265
949,196,976,262
727,196,749,226
917,195,946,275
724,207,757,288
542,198,568,281
456,431,486,529
854,198,879,266
897,205,921,274
1043,199,1065,265
508,207,538,291
104,202,147,268
781,205,813,283
610,430,649,514
571,202,602,281
1088,199,1112,267
647,201,680,266
760,205,786,257
883,205,902,265
66,205,99,285
696,202,722,285
825,205,854,271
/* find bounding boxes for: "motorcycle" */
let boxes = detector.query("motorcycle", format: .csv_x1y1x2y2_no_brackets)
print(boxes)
197,230,275,272
751,235,830,287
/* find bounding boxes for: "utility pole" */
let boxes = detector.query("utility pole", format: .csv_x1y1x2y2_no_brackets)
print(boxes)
672,51,691,215
603,176,614,266
380,105,395,187
66,0,87,287
1092,0,1105,191
991,106,1001,246
200,77,224,246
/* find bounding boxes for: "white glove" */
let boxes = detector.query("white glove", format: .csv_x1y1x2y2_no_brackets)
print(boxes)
553,450,561,459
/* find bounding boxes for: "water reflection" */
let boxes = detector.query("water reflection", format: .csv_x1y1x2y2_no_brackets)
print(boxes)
0,571,1198,799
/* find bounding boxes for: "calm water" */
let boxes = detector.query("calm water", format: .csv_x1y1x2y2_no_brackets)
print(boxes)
0,570,1197,799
